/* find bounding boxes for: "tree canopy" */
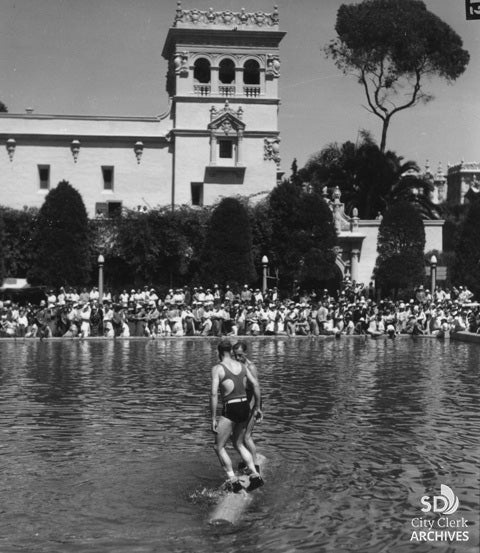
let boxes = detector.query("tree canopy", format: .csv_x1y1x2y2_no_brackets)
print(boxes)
268,180,337,290
200,197,257,288
452,200,480,298
0,211,5,284
299,131,436,219
28,181,91,287
0,206,37,279
115,206,208,289
325,0,470,151
375,200,426,296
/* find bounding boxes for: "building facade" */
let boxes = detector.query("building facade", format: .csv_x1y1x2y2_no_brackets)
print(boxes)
0,3,284,217
0,3,446,287
446,161,480,204
326,187,444,286
420,160,480,206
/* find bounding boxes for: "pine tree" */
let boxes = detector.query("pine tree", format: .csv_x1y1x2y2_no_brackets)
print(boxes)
375,201,425,296
325,0,469,151
268,181,337,290
200,197,256,288
28,181,91,287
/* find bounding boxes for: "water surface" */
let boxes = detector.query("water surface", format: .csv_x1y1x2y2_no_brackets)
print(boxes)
0,337,478,552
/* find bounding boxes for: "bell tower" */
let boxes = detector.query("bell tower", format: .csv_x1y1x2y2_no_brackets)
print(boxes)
162,2,285,207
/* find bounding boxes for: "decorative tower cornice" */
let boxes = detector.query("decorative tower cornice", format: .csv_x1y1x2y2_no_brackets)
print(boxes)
173,2,280,29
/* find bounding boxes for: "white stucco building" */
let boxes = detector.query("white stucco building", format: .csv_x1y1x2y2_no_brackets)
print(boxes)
0,3,284,217
325,187,444,285
0,3,445,287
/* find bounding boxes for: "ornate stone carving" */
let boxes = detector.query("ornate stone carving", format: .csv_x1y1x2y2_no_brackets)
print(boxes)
173,51,189,76
264,138,281,166
208,101,246,136
206,7,216,23
221,11,235,25
266,54,281,77
209,100,243,122
220,119,233,135
332,185,341,203
173,1,280,28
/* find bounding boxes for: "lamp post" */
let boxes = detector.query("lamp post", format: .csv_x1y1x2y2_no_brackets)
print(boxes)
261,255,269,295
430,254,437,295
70,139,81,163
98,254,105,302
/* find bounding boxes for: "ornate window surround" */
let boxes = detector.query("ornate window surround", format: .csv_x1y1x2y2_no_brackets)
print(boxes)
207,101,245,166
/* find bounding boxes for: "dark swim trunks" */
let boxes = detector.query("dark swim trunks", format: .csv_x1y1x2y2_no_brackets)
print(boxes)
222,400,250,423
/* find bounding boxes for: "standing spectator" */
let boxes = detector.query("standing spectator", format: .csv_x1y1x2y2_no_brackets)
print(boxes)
183,286,191,306
201,305,213,335
240,285,251,304
224,285,234,303
90,301,103,336
120,290,130,308
35,300,52,338
79,302,92,338
213,284,222,306
276,305,287,334
89,287,100,301
146,301,160,337
316,301,328,334
17,307,29,337
103,302,115,337
79,288,90,304
197,287,206,304
173,288,184,305
204,288,215,306
254,289,263,304
57,287,66,306
182,304,196,336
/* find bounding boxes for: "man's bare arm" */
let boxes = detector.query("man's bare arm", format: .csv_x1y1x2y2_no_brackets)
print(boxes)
210,365,220,432
246,367,263,421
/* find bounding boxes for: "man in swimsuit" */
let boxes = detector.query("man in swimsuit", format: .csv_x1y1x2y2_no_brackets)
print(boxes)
233,341,262,473
211,339,264,492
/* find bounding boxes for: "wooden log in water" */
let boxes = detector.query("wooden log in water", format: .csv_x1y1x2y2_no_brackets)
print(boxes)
209,454,266,525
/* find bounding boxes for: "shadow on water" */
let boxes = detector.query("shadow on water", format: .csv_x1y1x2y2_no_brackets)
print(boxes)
0,337,478,553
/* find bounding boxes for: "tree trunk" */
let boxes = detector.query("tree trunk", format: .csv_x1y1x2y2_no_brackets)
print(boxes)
380,116,390,153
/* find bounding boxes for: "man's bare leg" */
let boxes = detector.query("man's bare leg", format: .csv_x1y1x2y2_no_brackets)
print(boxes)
213,416,236,479
232,423,259,477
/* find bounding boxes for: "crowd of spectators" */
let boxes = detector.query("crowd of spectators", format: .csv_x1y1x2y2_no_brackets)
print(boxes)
0,281,478,340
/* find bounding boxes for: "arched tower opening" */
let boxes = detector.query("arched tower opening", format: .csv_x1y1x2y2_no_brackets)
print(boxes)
243,59,260,85
193,58,211,83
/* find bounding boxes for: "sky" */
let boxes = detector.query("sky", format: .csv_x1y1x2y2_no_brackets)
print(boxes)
0,0,479,174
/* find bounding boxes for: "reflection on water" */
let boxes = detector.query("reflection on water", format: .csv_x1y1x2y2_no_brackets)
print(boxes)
0,338,478,553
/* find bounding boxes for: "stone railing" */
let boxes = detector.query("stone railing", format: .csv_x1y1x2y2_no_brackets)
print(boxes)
219,85,236,97
193,84,211,96
243,85,261,97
